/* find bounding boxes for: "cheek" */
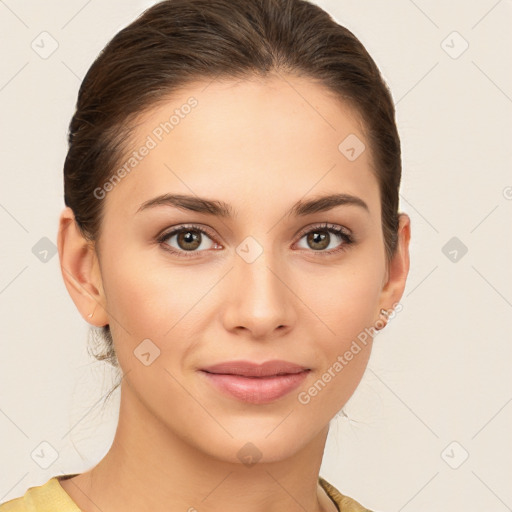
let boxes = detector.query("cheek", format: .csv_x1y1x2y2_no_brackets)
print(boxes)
100,248,220,350
294,256,383,409
296,275,378,422
302,257,384,338
102,260,167,334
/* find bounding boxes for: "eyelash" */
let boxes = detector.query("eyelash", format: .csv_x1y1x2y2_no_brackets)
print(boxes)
156,222,354,259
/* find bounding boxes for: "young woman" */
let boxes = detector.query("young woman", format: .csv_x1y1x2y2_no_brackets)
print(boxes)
0,0,410,511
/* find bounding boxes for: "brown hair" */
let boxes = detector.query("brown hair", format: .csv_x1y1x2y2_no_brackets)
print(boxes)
63,0,401,382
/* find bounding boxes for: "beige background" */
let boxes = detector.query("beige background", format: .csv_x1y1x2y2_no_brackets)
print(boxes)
1,1,511,510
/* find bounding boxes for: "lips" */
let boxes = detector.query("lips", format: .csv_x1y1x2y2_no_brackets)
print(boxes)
200,359,310,378
199,360,311,404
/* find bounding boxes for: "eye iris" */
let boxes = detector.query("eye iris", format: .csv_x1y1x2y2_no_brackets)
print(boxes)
178,230,201,250
307,230,329,250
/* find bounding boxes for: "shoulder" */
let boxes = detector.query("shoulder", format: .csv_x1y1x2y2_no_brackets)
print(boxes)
0,475,80,512
319,475,376,512
0,495,25,512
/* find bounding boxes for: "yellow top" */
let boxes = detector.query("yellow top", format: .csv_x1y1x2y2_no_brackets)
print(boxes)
0,474,373,511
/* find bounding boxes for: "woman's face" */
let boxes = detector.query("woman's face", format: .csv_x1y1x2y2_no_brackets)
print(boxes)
74,74,409,463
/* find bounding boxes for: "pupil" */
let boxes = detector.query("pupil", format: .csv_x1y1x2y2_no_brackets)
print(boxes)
309,231,328,250
180,230,200,250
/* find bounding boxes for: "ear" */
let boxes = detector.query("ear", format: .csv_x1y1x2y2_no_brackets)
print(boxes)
377,212,411,320
57,207,109,327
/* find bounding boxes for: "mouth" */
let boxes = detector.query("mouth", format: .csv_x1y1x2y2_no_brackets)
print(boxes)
200,359,311,378
198,360,311,404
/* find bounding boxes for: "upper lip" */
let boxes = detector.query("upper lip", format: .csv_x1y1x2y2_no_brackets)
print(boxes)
200,359,310,377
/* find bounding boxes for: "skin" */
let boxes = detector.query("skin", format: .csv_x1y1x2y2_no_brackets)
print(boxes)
57,73,410,512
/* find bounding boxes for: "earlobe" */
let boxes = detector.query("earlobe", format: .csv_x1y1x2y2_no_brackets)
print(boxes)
57,207,108,326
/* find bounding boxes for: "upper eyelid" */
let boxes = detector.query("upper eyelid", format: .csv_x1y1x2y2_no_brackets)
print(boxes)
295,222,351,238
158,224,217,242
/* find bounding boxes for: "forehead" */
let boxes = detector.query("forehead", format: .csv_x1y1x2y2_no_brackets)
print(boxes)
102,74,379,221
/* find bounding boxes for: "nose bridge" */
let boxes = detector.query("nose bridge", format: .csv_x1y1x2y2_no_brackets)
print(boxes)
225,235,294,336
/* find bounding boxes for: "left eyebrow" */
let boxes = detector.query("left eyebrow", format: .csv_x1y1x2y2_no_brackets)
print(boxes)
135,192,369,217
288,193,369,217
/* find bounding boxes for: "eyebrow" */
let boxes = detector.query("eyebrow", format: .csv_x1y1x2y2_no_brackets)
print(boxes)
136,192,369,217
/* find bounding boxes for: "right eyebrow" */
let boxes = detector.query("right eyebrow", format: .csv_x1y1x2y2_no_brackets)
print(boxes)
136,193,233,217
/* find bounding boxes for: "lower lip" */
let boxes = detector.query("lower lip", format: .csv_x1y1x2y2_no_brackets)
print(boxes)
199,370,310,404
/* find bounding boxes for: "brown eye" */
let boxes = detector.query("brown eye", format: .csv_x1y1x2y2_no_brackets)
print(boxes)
306,230,330,250
158,224,221,257
176,229,202,251
295,223,354,255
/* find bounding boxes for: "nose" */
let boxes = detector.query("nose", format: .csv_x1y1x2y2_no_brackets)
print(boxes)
221,243,297,340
